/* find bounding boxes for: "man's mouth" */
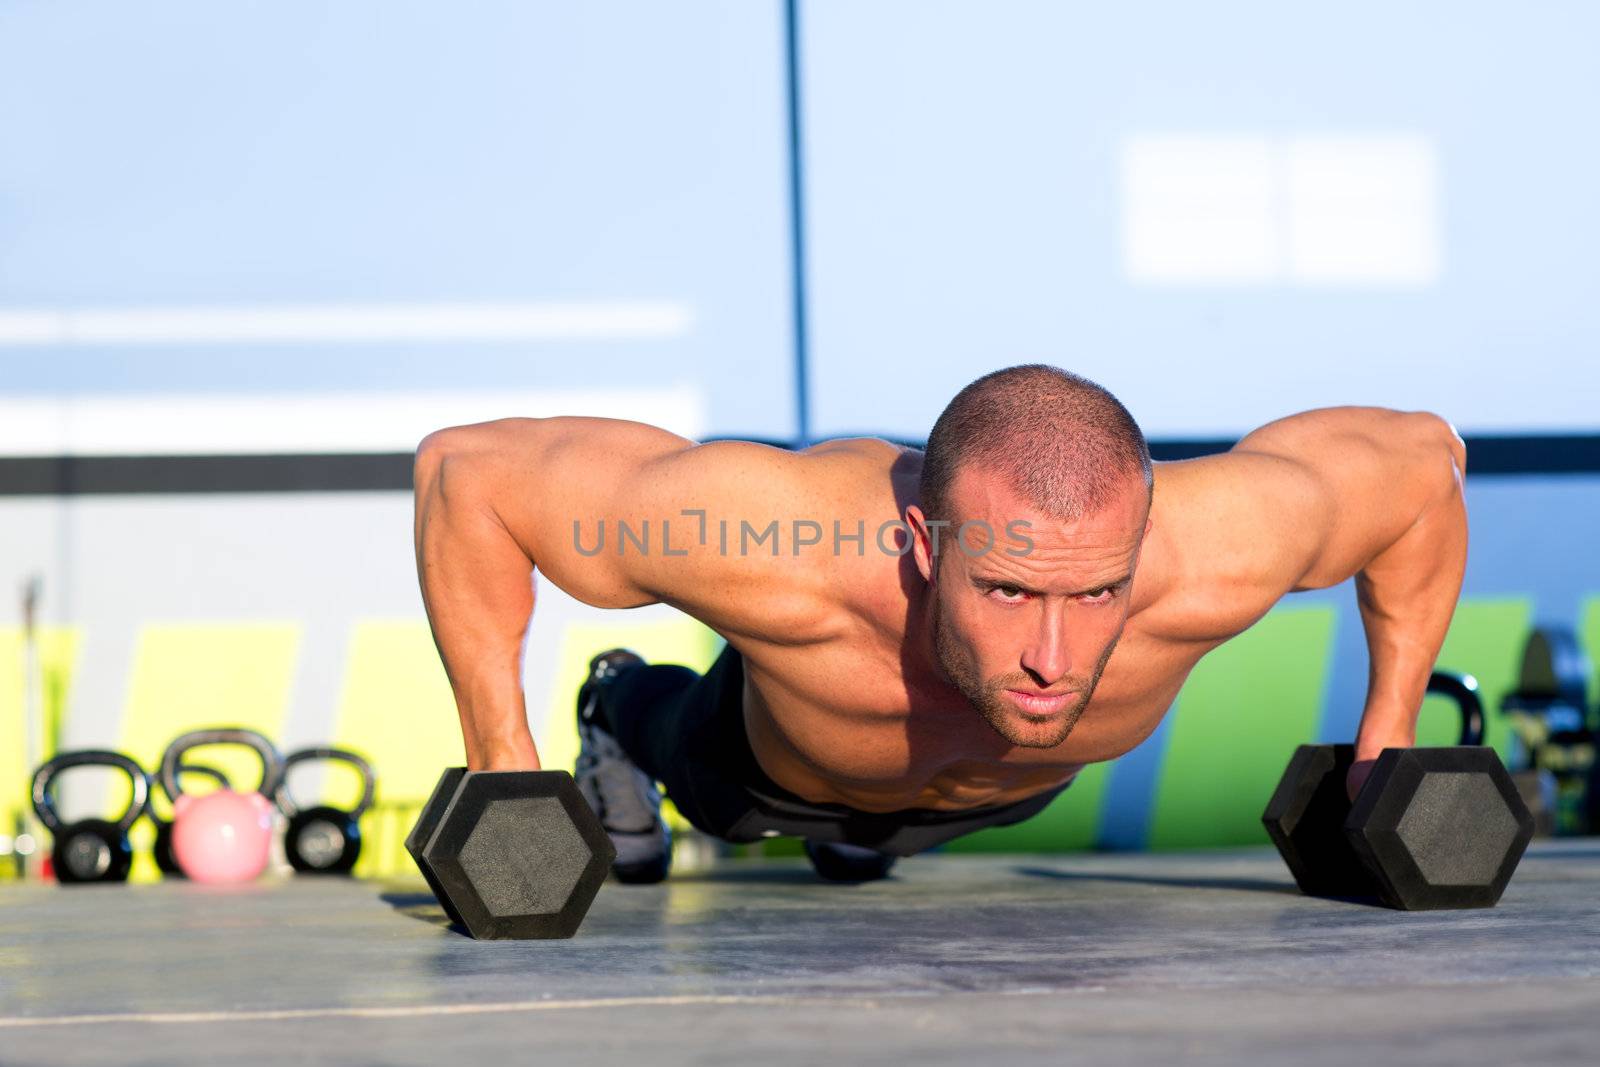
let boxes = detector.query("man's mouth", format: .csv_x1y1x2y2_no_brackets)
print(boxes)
1003,688,1077,716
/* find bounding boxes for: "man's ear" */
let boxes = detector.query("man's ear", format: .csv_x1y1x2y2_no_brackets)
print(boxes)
905,504,937,585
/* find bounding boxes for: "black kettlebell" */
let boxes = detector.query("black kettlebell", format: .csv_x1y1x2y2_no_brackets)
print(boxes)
274,747,376,874
31,750,151,884
150,764,233,877
1426,669,1486,746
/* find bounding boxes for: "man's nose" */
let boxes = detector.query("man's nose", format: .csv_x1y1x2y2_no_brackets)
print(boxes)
1019,607,1073,686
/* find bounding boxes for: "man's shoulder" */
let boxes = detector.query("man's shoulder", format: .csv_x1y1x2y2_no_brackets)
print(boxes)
786,436,923,526
1136,450,1326,644
799,435,918,472
625,434,913,649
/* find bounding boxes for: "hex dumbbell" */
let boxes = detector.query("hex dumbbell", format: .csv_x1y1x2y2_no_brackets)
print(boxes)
1264,671,1536,909
406,768,616,939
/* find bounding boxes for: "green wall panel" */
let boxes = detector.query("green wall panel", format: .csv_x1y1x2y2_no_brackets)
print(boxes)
1148,605,1338,849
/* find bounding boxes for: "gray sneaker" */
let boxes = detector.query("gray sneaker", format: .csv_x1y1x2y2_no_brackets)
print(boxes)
575,649,672,884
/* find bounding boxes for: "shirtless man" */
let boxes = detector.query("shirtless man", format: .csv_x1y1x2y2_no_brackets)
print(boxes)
412,364,1468,882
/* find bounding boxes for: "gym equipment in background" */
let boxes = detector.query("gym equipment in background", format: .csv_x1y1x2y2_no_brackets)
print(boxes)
1500,624,1596,836
275,747,377,875
159,728,283,884
151,764,233,877
31,750,150,884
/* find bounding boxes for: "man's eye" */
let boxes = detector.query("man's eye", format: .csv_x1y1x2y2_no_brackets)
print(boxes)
1082,587,1114,602
992,585,1025,601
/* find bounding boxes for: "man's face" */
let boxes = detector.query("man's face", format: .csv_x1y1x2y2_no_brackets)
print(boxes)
909,466,1151,749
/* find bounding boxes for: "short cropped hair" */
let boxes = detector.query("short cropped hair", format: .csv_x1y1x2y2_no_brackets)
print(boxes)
920,364,1153,526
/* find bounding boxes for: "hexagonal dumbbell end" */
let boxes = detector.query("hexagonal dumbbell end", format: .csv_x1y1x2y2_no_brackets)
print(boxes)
1343,747,1536,910
407,768,617,939
1262,744,1383,899
406,767,468,928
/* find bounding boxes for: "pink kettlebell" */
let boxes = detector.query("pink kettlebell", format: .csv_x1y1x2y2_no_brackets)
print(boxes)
160,728,283,885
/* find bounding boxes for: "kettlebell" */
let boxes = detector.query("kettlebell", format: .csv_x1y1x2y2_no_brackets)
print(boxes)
159,728,283,884
1426,670,1486,745
151,764,233,877
31,750,151,884
274,747,377,875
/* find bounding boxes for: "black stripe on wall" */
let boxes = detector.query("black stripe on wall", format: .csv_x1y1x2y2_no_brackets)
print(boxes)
0,435,1595,496
0,453,416,495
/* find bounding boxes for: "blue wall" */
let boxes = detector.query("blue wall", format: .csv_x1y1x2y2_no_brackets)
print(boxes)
3,1,1596,444
800,1,1600,440
0,1,795,438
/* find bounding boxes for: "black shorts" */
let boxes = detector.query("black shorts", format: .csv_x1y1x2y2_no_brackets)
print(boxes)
599,642,1072,857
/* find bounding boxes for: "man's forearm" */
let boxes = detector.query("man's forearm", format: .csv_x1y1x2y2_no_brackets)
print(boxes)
413,440,542,771
1352,438,1469,761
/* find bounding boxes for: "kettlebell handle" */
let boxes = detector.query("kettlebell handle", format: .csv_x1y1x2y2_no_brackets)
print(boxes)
1426,670,1485,746
275,746,377,819
31,750,151,835
159,728,284,803
174,763,232,791
147,764,233,825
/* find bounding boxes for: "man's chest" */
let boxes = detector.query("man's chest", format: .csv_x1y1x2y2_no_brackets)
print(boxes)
740,623,1208,807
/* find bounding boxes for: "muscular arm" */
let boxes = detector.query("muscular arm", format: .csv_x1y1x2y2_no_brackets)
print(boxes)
413,417,840,770
1231,407,1469,782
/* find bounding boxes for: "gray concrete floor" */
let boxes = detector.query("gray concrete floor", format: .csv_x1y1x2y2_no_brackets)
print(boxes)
1,841,1598,1066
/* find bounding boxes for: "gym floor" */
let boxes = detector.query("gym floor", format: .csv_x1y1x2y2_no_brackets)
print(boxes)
2,841,1597,1066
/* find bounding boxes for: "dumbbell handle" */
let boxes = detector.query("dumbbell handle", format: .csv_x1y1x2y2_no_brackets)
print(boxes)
1338,672,1483,809
1426,670,1485,746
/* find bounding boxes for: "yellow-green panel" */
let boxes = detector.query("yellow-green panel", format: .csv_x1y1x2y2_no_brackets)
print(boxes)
0,626,83,865
118,623,300,882
1580,595,1600,702
331,620,464,883
332,620,462,802
1148,605,1338,850
331,621,462,878
1421,598,1533,753
942,759,1111,853
537,618,723,777
340,616,721,878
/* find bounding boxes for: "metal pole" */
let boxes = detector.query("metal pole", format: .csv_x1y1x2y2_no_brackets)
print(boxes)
783,0,812,449
20,574,42,879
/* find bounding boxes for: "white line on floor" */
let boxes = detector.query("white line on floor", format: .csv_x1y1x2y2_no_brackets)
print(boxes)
0,992,929,1029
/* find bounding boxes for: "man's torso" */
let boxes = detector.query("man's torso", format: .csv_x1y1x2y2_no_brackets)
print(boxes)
711,439,1253,814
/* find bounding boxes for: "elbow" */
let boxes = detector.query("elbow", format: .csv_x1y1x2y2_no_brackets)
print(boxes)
413,428,453,494
1420,412,1465,483
417,423,485,462
1446,423,1467,480
413,426,480,499
414,418,535,500
1409,411,1467,484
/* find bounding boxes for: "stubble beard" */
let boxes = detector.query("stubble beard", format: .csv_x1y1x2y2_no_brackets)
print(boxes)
931,594,1119,749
